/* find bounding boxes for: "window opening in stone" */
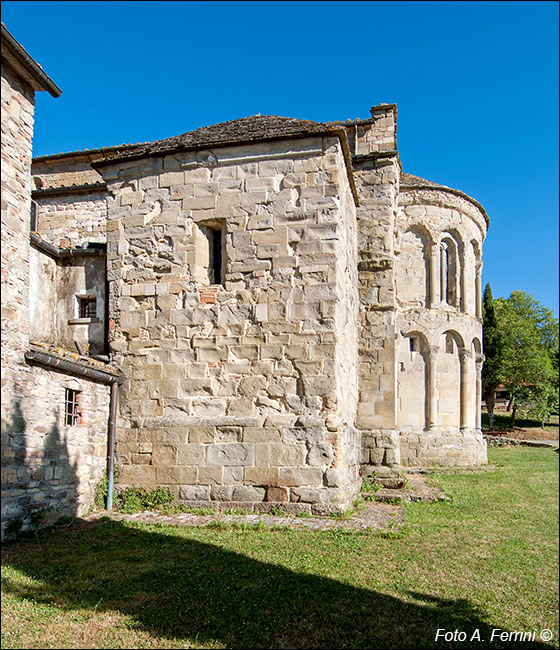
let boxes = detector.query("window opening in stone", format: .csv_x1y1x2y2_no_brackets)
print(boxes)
78,296,97,318
446,334,454,354
409,337,418,352
64,388,81,426
211,227,223,285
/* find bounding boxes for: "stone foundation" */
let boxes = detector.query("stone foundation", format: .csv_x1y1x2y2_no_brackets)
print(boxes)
400,428,487,467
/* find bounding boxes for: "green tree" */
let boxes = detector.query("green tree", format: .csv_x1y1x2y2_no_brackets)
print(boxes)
495,292,558,427
481,283,502,428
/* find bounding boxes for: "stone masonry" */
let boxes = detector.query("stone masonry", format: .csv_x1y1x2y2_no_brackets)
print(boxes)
1,25,116,536
2,25,489,529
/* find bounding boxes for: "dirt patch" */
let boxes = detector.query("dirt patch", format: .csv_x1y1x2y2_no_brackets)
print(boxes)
484,428,558,441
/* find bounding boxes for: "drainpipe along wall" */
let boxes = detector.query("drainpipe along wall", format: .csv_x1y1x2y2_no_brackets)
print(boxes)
24,349,122,510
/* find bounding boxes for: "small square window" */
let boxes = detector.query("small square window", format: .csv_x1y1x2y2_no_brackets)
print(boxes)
78,296,96,319
64,388,81,426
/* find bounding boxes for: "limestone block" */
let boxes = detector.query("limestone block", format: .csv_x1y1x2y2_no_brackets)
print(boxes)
266,486,289,502
206,443,255,466
242,427,282,443
179,485,210,500
238,376,267,397
198,466,223,485
177,444,206,466
302,376,332,396
226,398,255,416
307,443,334,466
278,467,323,487
159,172,184,187
244,466,279,486
255,443,306,467
289,487,321,503
231,486,266,502
156,466,197,484
210,485,233,501
223,466,244,484
152,444,177,465
282,426,324,445
119,465,156,485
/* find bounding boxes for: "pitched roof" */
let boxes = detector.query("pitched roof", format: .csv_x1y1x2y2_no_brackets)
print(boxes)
94,115,334,165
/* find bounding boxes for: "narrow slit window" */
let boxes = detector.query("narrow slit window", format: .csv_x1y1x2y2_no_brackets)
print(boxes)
210,228,223,284
78,296,97,318
64,388,81,426
409,337,418,352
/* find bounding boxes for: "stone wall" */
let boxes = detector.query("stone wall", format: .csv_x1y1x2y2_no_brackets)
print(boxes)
347,106,402,479
1,62,35,425
99,135,360,512
1,54,112,538
33,191,108,248
2,362,110,533
395,186,487,467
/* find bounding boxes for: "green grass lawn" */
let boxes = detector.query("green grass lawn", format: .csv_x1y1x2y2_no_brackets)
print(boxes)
2,447,558,649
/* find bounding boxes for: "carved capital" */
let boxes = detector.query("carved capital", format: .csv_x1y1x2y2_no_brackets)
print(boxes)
428,346,440,362
459,348,472,363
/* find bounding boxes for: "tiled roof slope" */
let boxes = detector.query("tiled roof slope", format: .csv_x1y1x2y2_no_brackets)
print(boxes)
95,115,334,164
400,172,447,188
400,172,489,226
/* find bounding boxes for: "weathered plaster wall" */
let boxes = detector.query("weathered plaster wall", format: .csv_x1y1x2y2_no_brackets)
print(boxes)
28,246,58,343
56,258,107,355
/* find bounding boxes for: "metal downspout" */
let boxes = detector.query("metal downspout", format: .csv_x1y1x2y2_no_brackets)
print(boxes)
106,381,118,510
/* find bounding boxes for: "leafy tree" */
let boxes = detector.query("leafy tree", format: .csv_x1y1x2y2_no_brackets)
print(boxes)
494,292,558,427
527,383,559,429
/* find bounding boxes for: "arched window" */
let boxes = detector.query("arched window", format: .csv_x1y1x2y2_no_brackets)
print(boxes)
440,237,458,306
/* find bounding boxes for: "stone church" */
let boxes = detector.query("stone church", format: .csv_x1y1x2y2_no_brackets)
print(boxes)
1,24,487,533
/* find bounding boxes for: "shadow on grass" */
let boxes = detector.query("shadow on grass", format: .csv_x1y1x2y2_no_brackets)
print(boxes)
1,519,554,649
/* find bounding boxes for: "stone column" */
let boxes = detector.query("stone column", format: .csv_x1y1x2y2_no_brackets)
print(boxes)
459,348,472,429
475,353,485,430
426,345,439,430
429,243,439,307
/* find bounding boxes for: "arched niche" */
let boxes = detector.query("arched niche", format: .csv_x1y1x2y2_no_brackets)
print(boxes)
436,330,463,430
397,332,428,431
471,337,483,429
395,227,430,307
439,234,461,308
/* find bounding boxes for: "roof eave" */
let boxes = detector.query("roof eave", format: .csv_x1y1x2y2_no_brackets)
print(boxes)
1,23,61,97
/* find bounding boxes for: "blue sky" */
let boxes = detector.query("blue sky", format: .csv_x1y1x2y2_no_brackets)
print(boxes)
3,1,558,315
